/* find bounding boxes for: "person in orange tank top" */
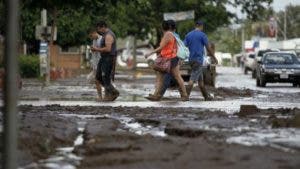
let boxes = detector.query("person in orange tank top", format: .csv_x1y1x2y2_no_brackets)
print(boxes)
145,20,188,101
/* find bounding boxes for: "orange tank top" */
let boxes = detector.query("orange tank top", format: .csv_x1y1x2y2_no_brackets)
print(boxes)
160,32,177,59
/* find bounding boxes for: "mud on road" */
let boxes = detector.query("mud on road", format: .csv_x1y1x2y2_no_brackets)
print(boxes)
1,67,300,168
1,105,299,169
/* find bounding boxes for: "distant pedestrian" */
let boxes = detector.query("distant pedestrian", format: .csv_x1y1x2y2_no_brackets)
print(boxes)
184,20,218,101
91,21,119,101
88,29,103,101
145,20,188,101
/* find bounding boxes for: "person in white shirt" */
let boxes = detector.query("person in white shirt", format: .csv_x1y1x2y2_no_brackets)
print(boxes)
89,29,103,101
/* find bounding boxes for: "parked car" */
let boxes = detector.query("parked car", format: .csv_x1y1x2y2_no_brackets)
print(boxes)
117,45,157,69
178,56,216,87
252,49,280,78
256,52,300,87
243,52,255,75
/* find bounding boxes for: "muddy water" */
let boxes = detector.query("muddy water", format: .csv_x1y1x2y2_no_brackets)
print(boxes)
60,113,167,137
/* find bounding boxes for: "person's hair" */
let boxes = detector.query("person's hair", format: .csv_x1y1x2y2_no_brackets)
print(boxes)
168,20,176,31
162,20,171,31
88,28,98,34
195,20,204,27
96,21,107,28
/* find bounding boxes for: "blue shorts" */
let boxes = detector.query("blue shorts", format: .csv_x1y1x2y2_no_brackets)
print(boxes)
189,61,204,82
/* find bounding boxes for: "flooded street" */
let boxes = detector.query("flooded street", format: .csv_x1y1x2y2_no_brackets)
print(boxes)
19,66,300,110
1,67,300,169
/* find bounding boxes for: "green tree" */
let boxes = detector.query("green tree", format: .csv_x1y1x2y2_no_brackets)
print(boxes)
209,27,242,54
276,5,300,40
233,0,273,21
21,0,95,45
15,0,275,51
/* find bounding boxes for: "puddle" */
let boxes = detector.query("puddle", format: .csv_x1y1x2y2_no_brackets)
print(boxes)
115,116,167,137
227,128,300,152
20,121,86,169
59,113,167,137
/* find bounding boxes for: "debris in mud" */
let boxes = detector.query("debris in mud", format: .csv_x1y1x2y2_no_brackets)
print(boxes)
237,105,260,117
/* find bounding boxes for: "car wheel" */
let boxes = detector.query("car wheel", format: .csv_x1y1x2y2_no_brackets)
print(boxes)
260,77,266,87
256,77,261,87
252,70,256,79
211,77,216,88
244,68,248,75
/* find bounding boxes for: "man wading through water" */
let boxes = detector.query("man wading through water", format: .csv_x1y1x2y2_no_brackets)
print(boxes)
184,20,218,100
91,21,119,101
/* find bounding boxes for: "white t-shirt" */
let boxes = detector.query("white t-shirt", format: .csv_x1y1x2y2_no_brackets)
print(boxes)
91,35,102,70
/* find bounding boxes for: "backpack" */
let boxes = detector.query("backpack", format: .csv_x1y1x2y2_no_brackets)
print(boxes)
173,33,190,60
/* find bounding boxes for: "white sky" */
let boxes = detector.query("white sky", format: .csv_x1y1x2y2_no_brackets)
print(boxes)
227,0,300,19
272,0,300,11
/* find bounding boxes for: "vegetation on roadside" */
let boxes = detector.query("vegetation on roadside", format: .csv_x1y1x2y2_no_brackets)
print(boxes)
19,55,40,78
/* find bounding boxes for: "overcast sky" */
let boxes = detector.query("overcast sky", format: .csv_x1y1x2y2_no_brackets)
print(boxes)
227,0,300,19
272,0,300,11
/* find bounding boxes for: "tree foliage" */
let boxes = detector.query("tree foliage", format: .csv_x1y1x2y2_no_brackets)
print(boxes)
0,0,275,50
233,0,273,21
276,5,300,40
209,27,242,54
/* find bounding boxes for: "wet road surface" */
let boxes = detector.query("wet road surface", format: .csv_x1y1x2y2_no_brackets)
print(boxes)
18,66,300,111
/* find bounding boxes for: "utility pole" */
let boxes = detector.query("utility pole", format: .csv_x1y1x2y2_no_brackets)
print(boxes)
284,8,287,40
36,9,52,85
132,36,137,71
41,9,50,84
3,0,19,169
241,27,245,53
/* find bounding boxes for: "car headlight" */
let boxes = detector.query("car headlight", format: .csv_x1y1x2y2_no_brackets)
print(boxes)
273,69,282,74
264,68,276,73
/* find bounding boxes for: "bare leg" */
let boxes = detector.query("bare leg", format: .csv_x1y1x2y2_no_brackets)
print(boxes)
146,71,164,101
95,80,103,101
171,65,188,100
152,71,164,96
198,80,210,100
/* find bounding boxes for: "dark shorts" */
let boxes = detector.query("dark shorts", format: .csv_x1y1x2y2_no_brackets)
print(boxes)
170,57,179,69
96,55,114,86
189,61,204,82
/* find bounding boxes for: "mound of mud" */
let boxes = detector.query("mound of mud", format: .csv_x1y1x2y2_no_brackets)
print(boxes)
236,105,300,128
165,121,205,138
210,87,256,98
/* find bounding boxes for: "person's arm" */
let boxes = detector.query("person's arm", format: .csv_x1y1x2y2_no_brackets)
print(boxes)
206,44,218,64
91,34,113,53
145,32,172,58
202,34,218,64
